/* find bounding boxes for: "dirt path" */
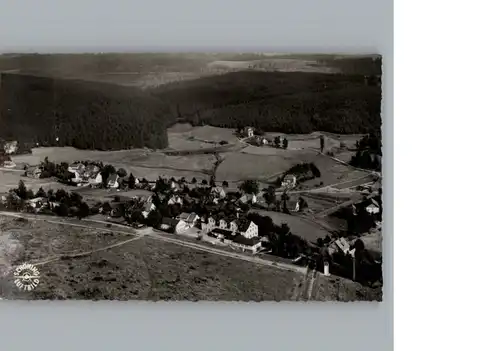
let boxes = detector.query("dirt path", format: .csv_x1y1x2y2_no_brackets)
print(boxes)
0,211,307,274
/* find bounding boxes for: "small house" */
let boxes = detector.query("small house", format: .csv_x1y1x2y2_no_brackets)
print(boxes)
160,218,189,234
2,160,16,168
281,174,297,188
25,166,42,179
229,220,238,233
26,197,45,209
210,227,234,240
167,195,183,206
225,235,262,253
142,202,156,219
243,126,254,138
88,172,103,186
3,141,18,155
107,174,119,188
366,199,380,215
238,220,259,239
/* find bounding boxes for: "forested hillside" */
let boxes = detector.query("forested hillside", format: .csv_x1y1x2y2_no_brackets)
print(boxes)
0,69,382,151
0,73,171,150
153,71,382,134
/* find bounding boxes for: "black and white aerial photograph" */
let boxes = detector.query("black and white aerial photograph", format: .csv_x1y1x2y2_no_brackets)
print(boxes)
0,52,383,301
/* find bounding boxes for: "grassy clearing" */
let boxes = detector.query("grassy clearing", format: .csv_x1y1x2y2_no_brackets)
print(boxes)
3,236,302,301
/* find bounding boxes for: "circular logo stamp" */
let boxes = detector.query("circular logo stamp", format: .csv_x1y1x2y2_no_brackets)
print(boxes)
13,263,41,291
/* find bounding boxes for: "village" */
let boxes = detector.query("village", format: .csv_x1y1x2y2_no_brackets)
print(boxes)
0,125,383,289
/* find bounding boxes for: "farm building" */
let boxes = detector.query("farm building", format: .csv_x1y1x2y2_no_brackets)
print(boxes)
25,166,42,179
107,174,119,188
160,218,189,234
281,174,297,188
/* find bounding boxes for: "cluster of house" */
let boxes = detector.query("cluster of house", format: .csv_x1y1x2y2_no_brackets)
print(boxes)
241,127,287,148
0,193,60,213
67,163,103,187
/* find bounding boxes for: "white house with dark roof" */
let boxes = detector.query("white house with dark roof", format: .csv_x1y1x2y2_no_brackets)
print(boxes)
218,219,227,230
160,217,189,234
225,235,262,253
25,166,42,179
229,220,238,233
281,174,297,188
107,174,119,188
211,186,226,199
3,141,18,155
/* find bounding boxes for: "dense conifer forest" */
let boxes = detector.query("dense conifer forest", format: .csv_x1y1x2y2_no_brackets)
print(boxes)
0,70,381,150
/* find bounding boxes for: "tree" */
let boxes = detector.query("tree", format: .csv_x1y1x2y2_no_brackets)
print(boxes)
117,168,127,178
56,203,69,217
77,202,90,219
281,193,290,212
201,179,208,186
35,187,46,198
274,136,280,147
263,186,276,209
191,177,197,184
283,138,288,149
102,202,112,214
101,164,116,183
16,180,28,200
70,192,83,205
320,135,325,153
222,180,229,188
239,180,259,194
127,173,136,189
55,189,68,202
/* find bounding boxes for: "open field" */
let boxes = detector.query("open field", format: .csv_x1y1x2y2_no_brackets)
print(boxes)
0,226,303,301
251,210,330,242
312,274,382,302
0,216,134,264
217,152,296,181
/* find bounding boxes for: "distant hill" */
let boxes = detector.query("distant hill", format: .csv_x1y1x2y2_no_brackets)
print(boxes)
0,73,171,150
152,71,382,135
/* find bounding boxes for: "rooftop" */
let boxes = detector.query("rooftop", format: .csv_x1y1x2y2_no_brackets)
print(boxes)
227,235,261,247
162,217,180,227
